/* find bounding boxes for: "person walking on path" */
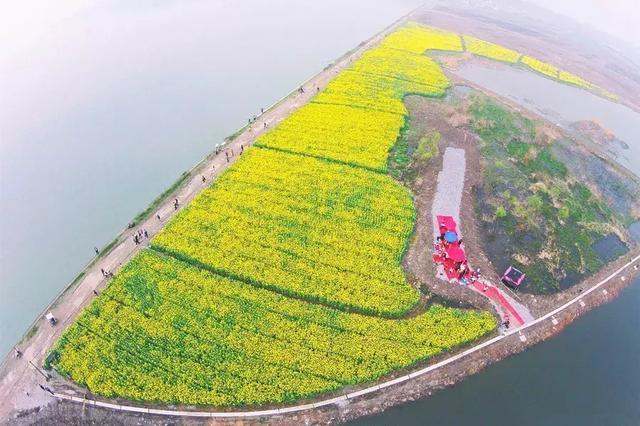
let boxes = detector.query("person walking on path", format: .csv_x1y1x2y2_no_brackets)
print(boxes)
156,214,161,221
144,229,149,239
202,175,206,183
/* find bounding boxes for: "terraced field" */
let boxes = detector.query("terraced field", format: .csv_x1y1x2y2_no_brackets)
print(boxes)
49,22,609,407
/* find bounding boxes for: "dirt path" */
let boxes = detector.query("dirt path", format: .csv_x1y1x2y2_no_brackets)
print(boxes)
0,13,418,423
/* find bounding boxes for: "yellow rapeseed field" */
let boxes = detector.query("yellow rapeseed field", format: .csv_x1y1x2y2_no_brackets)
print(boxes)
463,35,521,63
50,250,495,406
522,55,560,78
255,102,404,170
380,22,463,53
152,148,418,316
51,22,610,408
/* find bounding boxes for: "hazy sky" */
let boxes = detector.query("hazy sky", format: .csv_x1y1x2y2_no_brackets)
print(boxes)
528,0,639,48
1,0,639,58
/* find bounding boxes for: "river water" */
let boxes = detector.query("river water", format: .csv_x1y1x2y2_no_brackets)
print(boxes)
0,0,423,356
2,4,639,424
350,277,640,426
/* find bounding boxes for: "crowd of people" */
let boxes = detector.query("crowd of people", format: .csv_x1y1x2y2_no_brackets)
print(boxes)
433,222,481,285
132,228,149,246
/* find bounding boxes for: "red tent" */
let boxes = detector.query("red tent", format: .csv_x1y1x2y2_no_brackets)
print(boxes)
446,245,466,262
437,215,457,233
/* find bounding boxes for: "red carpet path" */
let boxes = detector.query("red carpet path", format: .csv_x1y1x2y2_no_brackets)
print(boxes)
434,215,525,326
470,281,524,325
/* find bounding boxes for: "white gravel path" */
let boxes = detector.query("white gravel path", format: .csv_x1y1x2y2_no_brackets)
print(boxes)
431,147,466,237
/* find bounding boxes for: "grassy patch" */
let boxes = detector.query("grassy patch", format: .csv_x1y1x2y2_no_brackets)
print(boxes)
469,94,628,293
131,171,191,225
388,113,441,182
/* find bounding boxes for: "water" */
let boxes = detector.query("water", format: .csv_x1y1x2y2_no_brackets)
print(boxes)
592,234,629,263
350,278,640,426
0,0,423,356
630,221,640,243
455,61,640,177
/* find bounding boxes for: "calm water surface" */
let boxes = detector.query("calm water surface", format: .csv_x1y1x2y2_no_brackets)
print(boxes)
0,0,422,355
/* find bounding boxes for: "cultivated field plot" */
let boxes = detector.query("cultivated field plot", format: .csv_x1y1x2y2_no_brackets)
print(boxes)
463,35,521,63
50,250,495,406
49,22,609,408
255,102,404,171
153,148,418,316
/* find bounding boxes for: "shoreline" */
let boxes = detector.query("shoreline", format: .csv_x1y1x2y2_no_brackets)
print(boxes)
3,8,640,425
